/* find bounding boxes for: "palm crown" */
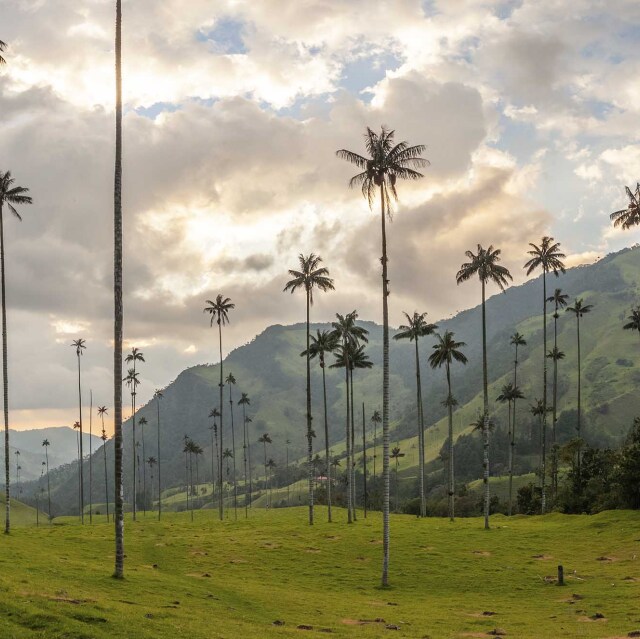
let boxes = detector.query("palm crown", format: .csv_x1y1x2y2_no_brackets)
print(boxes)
225,372,236,386
428,331,468,369
238,393,250,406
71,338,86,357
0,40,6,65
0,172,32,217
393,311,438,343
509,332,527,348
456,244,513,290
336,126,428,216
623,306,640,333
330,310,369,349
524,236,566,277
283,253,334,303
496,382,524,404
203,294,235,326
125,347,145,365
610,183,640,230
566,298,593,318
547,288,569,316
302,330,338,367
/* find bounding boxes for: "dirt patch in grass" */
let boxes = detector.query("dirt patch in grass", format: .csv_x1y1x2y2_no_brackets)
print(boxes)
532,554,553,560
472,550,491,557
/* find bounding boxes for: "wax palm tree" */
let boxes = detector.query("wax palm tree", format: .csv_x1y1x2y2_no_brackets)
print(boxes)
245,416,253,507
471,412,494,529
237,392,250,515
266,458,277,505
0,175,31,533
524,237,565,514
390,446,404,512
42,439,52,520
138,415,148,514
530,398,550,506
204,294,235,521
623,306,640,336
394,311,437,517
371,410,381,481
113,0,124,577
98,406,109,522
337,125,428,587
70,338,87,524
547,288,568,495
610,183,640,230
566,298,593,480
124,347,144,518
0,41,6,65
330,311,368,523
303,329,338,522
284,253,334,526
123,367,140,519
153,389,163,520
456,245,512,417
258,433,272,506
496,383,524,516
428,331,468,522
225,372,239,520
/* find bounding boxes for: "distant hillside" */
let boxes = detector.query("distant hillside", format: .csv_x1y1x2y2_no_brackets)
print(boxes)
21,245,640,514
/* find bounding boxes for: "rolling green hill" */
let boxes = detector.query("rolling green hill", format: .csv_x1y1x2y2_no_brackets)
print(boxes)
22,245,640,514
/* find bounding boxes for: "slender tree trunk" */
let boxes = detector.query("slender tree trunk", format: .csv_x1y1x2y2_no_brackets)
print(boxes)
506,400,513,516
247,421,252,508
229,386,237,520
156,396,161,520
45,447,51,520
414,339,426,517
113,0,124,578
141,418,146,516
541,272,547,514
242,404,248,517
189,453,194,522
214,428,219,508
483,421,490,530
77,352,84,524
394,458,399,512
380,183,391,587
362,402,367,518
552,308,559,498
322,360,331,522
446,363,454,522
349,366,356,520
510,343,519,516
218,319,224,520
103,437,109,523
576,315,582,481
344,355,352,523
263,442,268,507
305,290,314,525
89,390,93,523
481,280,491,529
2,204,8,535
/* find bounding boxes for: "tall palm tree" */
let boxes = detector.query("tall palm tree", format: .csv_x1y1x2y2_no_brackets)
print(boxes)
266,458,277,505
98,406,109,522
471,412,494,529
547,288,568,496
238,393,250,515
203,294,235,521
42,439,52,520
496,383,524,516
72,422,81,515
524,236,565,514
428,331,468,522
0,40,6,65
123,367,139,519
303,330,338,522
71,338,86,524
337,126,428,587
284,253,334,526
124,347,144,519
246,416,253,507
456,245,512,416
147,457,157,510
610,183,640,230
0,172,30,534
154,389,163,520
623,306,640,336
208,408,220,506
393,311,437,517
530,398,549,503
225,372,239,520
113,0,124,578
330,311,369,523
371,410,381,481
258,433,272,506
138,415,148,514
566,298,593,480
390,446,404,512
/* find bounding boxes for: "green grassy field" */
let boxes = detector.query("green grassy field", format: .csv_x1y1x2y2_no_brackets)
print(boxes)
0,507,639,638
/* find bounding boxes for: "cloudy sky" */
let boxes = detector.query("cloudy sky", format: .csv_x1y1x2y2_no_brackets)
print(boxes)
1,0,639,432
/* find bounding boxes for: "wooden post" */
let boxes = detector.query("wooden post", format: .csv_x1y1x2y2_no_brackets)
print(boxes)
557,565,564,586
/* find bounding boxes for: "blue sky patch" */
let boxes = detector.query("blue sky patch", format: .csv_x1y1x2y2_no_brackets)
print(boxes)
197,17,247,54
339,51,403,97
134,102,181,119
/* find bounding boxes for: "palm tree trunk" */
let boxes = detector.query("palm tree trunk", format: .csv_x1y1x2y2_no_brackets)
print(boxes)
446,363,454,522
247,423,252,508
305,289,314,525
577,315,582,481
214,428,219,507
2,205,8,536
507,400,513,516
113,0,124,578
510,343,519,516
131,386,136,521
89,390,93,524
45,448,51,520
481,280,488,413
344,356,352,523
322,361,331,522
141,419,146,516
362,402,367,518
414,339,426,517
552,308,558,498
77,352,84,524
541,272,548,514
483,422,490,530
218,319,224,521
349,366,356,520
156,397,161,520
380,183,391,588
242,404,248,517
103,439,109,523
229,387,237,521
262,442,268,507
189,453,194,522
